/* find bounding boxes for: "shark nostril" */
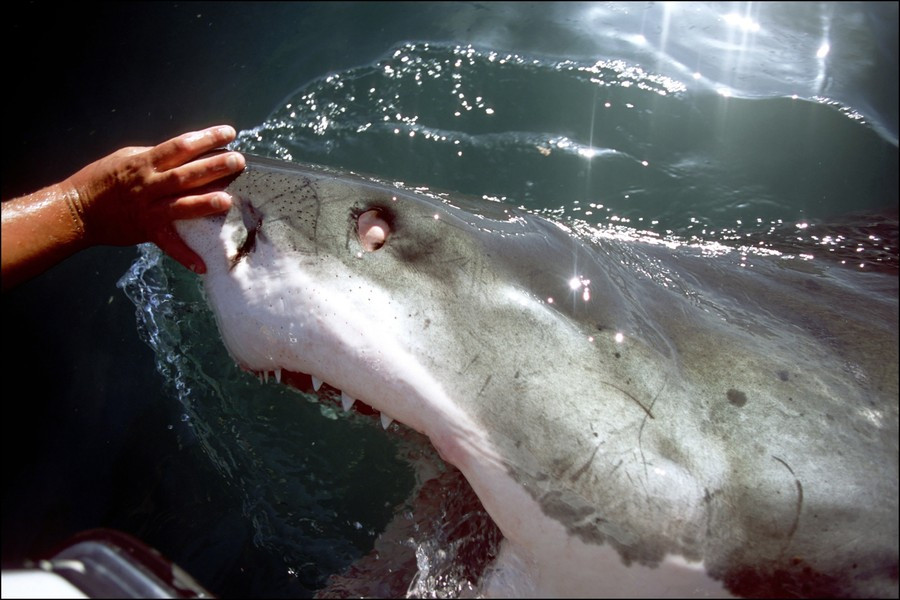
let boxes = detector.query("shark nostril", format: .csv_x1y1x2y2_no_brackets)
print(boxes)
358,209,390,251
228,199,263,270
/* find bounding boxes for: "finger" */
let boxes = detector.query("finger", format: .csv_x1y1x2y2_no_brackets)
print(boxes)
117,146,152,158
155,152,245,196
151,125,238,172
154,225,207,274
164,191,233,221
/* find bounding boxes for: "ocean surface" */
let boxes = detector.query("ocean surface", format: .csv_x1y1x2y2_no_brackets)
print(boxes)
3,3,897,598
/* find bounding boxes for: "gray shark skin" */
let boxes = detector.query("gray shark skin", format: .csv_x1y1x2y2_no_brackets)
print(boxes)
175,156,898,598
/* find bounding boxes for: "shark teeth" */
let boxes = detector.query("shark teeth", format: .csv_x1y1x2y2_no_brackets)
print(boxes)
248,366,402,431
256,370,280,384
340,391,356,412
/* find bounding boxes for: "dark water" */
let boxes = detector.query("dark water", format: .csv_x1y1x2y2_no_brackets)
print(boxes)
3,3,897,598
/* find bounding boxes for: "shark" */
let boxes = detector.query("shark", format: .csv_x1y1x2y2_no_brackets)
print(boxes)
174,155,898,598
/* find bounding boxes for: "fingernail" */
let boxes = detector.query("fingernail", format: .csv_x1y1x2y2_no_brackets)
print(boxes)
214,192,232,210
217,125,236,138
226,153,239,170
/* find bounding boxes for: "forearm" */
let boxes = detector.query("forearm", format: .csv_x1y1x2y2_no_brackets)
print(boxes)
1,181,89,291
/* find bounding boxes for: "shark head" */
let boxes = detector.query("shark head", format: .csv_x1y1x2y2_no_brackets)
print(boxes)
175,157,543,466
175,156,898,597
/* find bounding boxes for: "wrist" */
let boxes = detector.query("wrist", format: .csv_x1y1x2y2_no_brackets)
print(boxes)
1,182,92,290
57,177,93,248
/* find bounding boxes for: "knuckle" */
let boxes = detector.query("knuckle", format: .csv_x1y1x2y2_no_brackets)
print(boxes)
164,168,189,188
172,137,191,153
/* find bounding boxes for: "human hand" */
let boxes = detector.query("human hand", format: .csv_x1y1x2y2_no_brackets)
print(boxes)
63,125,246,273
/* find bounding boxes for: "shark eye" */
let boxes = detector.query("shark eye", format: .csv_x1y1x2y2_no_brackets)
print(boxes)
357,209,391,251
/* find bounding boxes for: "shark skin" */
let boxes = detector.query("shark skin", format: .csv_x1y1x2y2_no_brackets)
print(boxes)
175,156,898,598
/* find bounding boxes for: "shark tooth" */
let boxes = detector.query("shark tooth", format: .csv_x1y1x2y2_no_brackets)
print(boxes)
341,391,356,412
380,412,394,430
312,376,323,392
274,368,282,383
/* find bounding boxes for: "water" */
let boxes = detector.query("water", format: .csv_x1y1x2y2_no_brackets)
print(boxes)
3,3,897,598
237,41,896,249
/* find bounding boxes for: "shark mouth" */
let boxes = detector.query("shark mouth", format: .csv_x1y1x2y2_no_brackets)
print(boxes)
288,370,507,597
239,362,507,597
247,367,401,431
